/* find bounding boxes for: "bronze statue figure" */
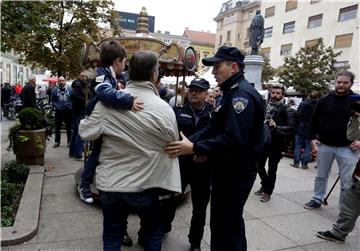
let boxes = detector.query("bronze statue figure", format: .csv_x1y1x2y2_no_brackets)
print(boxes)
249,10,264,55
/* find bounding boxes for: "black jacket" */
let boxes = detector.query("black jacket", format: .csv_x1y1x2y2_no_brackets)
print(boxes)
71,79,90,116
266,100,296,148
21,83,36,108
309,91,353,146
174,102,212,170
295,98,318,137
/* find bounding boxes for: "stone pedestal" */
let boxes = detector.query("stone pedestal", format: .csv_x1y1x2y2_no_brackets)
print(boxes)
244,55,264,90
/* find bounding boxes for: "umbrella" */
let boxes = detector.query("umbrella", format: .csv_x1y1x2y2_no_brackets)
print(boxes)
42,77,58,84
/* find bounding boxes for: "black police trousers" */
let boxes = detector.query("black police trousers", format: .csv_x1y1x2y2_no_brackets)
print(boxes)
210,168,256,251
162,164,211,247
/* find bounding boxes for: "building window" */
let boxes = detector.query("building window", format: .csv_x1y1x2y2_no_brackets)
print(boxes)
338,5,358,22
219,35,222,45
264,27,273,38
285,0,298,12
283,21,295,34
227,31,231,41
261,47,271,58
265,6,275,18
224,14,236,24
237,33,241,40
334,33,353,48
308,14,323,28
310,0,321,4
305,38,320,48
280,43,292,56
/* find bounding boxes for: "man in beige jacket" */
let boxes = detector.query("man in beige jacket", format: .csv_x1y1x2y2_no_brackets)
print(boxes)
79,50,181,251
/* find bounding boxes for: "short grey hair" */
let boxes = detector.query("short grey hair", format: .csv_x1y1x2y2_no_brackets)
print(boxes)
29,75,36,83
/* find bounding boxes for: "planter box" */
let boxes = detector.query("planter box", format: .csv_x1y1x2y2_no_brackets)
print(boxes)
14,128,46,165
1,166,44,246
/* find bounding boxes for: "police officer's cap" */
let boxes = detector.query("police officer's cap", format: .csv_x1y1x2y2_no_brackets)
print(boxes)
188,78,210,91
202,46,245,66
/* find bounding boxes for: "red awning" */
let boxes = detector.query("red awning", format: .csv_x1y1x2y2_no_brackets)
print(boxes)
42,77,58,84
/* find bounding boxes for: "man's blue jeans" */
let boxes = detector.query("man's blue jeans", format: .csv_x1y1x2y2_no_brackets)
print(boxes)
312,143,357,207
100,189,163,251
294,134,311,166
80,138,101,188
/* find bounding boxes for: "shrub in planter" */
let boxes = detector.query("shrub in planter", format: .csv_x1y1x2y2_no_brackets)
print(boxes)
7,108,50,165
3,160,30,183
1,160,29,227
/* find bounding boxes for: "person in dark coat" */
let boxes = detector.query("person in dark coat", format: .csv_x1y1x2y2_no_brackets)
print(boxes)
21,75,37,108
291,90,321,169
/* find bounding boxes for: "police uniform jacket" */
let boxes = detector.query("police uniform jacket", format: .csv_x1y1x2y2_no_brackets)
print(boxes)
189,72,264,174
174,102,212,169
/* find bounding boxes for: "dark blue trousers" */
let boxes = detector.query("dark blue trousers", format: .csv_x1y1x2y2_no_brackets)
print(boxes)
100,189,163,251
210,168,256,251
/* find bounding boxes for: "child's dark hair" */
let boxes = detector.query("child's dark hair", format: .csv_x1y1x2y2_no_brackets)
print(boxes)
129,51,158,81
100,40,127,67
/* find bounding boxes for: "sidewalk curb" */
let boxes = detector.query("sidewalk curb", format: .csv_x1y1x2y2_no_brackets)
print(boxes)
1,166,44,246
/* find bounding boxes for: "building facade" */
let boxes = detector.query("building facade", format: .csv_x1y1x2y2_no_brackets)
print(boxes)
1,50,35,86
183,28,216,70
215,0,359,83
214,0,261,53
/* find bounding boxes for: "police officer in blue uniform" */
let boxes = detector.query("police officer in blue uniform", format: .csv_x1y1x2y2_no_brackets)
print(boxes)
163,78,212,251
165,46,264,251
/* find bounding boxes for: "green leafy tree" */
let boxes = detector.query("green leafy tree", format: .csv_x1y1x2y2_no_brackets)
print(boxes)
1,0,122,78
277,38,346,96
261,55,276,89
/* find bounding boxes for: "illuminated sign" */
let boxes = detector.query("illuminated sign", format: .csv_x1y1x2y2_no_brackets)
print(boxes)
118,11,155,32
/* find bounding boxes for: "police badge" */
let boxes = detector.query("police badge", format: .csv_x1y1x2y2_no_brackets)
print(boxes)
232,97,248,114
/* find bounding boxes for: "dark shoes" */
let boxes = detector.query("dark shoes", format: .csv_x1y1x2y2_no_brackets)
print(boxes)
254,187,264,195
304,200,321,210
121,233,133,247
260,193,271,202
190,246,201,251
317,231,345,243
78,186,94,204
301,165,309,169
290,163,299,168
53,142,60,148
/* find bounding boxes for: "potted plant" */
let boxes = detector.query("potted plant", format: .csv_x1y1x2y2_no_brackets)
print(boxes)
7,108,49,165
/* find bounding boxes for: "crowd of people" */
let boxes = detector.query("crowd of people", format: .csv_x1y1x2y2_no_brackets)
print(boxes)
2,42,359,250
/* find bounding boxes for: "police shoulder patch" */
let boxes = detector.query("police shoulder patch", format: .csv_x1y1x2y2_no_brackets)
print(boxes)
95,75,105,83
232,97,248,114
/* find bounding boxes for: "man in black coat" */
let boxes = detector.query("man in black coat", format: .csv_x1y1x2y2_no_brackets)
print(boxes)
254,85,295,202
22,75,37,108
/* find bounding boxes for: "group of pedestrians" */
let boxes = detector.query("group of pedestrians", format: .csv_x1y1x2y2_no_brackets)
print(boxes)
45,39,360,251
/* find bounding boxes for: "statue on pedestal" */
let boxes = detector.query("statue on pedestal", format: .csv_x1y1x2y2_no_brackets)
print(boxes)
249,10,264,55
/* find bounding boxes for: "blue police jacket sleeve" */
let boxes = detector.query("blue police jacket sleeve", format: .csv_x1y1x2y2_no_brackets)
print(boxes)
95,81,134,110
193,91,259,156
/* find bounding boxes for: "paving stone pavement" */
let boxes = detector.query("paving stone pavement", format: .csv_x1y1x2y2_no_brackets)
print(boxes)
1,119,359,250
